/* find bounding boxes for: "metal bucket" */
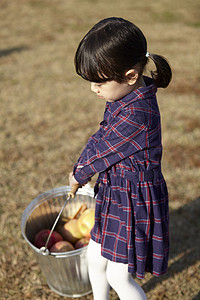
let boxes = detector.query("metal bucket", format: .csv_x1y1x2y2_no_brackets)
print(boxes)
21,186,95,298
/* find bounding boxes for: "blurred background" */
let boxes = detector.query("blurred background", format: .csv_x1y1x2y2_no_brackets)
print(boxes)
0,0,199,299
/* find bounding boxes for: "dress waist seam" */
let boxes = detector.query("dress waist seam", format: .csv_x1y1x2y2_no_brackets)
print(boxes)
111,166,162,183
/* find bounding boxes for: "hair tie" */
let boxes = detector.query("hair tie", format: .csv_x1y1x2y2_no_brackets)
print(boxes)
146,52,150,58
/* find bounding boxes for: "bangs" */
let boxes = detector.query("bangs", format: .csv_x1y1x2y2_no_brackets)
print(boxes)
75,33,117,83
75,52,109,83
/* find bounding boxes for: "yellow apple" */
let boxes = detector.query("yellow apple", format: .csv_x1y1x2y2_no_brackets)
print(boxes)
77,208,95,237
58,219,83,245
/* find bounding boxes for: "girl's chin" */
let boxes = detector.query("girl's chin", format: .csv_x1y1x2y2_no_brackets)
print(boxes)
106,99,115,102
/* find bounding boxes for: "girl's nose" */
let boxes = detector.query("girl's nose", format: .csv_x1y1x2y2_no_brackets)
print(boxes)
91,82,99,93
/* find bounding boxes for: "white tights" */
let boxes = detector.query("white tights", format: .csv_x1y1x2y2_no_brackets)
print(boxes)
87,239,147,300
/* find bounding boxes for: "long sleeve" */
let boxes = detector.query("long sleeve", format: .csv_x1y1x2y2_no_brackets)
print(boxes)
74,125,104,166
74,110,148,184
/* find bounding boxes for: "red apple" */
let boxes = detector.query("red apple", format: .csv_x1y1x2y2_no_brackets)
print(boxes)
78,208,95,237
34,229,63,250
50,240,75,252
58,219,83,245
75,237,90,249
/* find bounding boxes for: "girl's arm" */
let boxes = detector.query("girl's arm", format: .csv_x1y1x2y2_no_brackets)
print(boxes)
73,111,154,185
74,110,108,167
75,126,104,165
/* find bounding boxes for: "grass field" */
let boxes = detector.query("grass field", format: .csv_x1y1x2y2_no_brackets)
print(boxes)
0,0,200,299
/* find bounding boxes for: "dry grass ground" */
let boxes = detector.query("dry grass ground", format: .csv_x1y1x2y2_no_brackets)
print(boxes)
0,0,200,299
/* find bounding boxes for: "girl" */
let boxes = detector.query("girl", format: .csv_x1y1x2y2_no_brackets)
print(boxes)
69,17,172,300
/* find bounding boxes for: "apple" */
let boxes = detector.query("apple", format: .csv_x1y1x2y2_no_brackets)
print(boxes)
75,237,90,249
34,229,63,250
50,240,75,252
58,219,83,245
77,208,95,237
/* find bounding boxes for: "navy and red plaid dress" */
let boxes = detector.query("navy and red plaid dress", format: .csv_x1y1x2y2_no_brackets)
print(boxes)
74,78,169,279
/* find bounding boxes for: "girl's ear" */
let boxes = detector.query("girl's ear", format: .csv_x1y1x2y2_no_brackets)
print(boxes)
125,69,139,85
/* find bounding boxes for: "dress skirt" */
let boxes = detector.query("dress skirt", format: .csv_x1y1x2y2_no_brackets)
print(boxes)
90,169,169,279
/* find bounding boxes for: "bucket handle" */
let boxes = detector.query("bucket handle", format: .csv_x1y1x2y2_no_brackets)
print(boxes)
39,183,81,255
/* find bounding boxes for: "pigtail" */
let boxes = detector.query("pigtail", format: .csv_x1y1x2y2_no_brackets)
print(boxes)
148,54,172,88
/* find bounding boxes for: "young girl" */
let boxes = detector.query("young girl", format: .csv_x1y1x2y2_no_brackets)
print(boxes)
69,17,172,300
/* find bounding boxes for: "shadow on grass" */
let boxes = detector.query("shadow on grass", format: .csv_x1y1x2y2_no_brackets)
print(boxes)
192,291,200,300
0,46,29,57
142,197,200,293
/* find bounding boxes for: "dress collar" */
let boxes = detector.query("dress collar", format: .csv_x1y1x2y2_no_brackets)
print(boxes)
106,78,157,118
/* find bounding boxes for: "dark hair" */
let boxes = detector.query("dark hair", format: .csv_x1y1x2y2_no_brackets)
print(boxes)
75,17,172,88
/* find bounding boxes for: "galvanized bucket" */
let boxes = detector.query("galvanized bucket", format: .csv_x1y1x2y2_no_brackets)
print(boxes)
21,185,95,298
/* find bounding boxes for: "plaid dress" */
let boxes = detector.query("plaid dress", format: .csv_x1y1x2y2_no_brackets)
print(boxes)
74,78,169,279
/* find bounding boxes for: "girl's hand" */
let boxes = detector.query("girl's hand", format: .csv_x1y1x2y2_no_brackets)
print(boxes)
68,172,79,187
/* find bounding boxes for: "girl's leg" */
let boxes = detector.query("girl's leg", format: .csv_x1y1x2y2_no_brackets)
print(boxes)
106,260,147,300
87,239,110,300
